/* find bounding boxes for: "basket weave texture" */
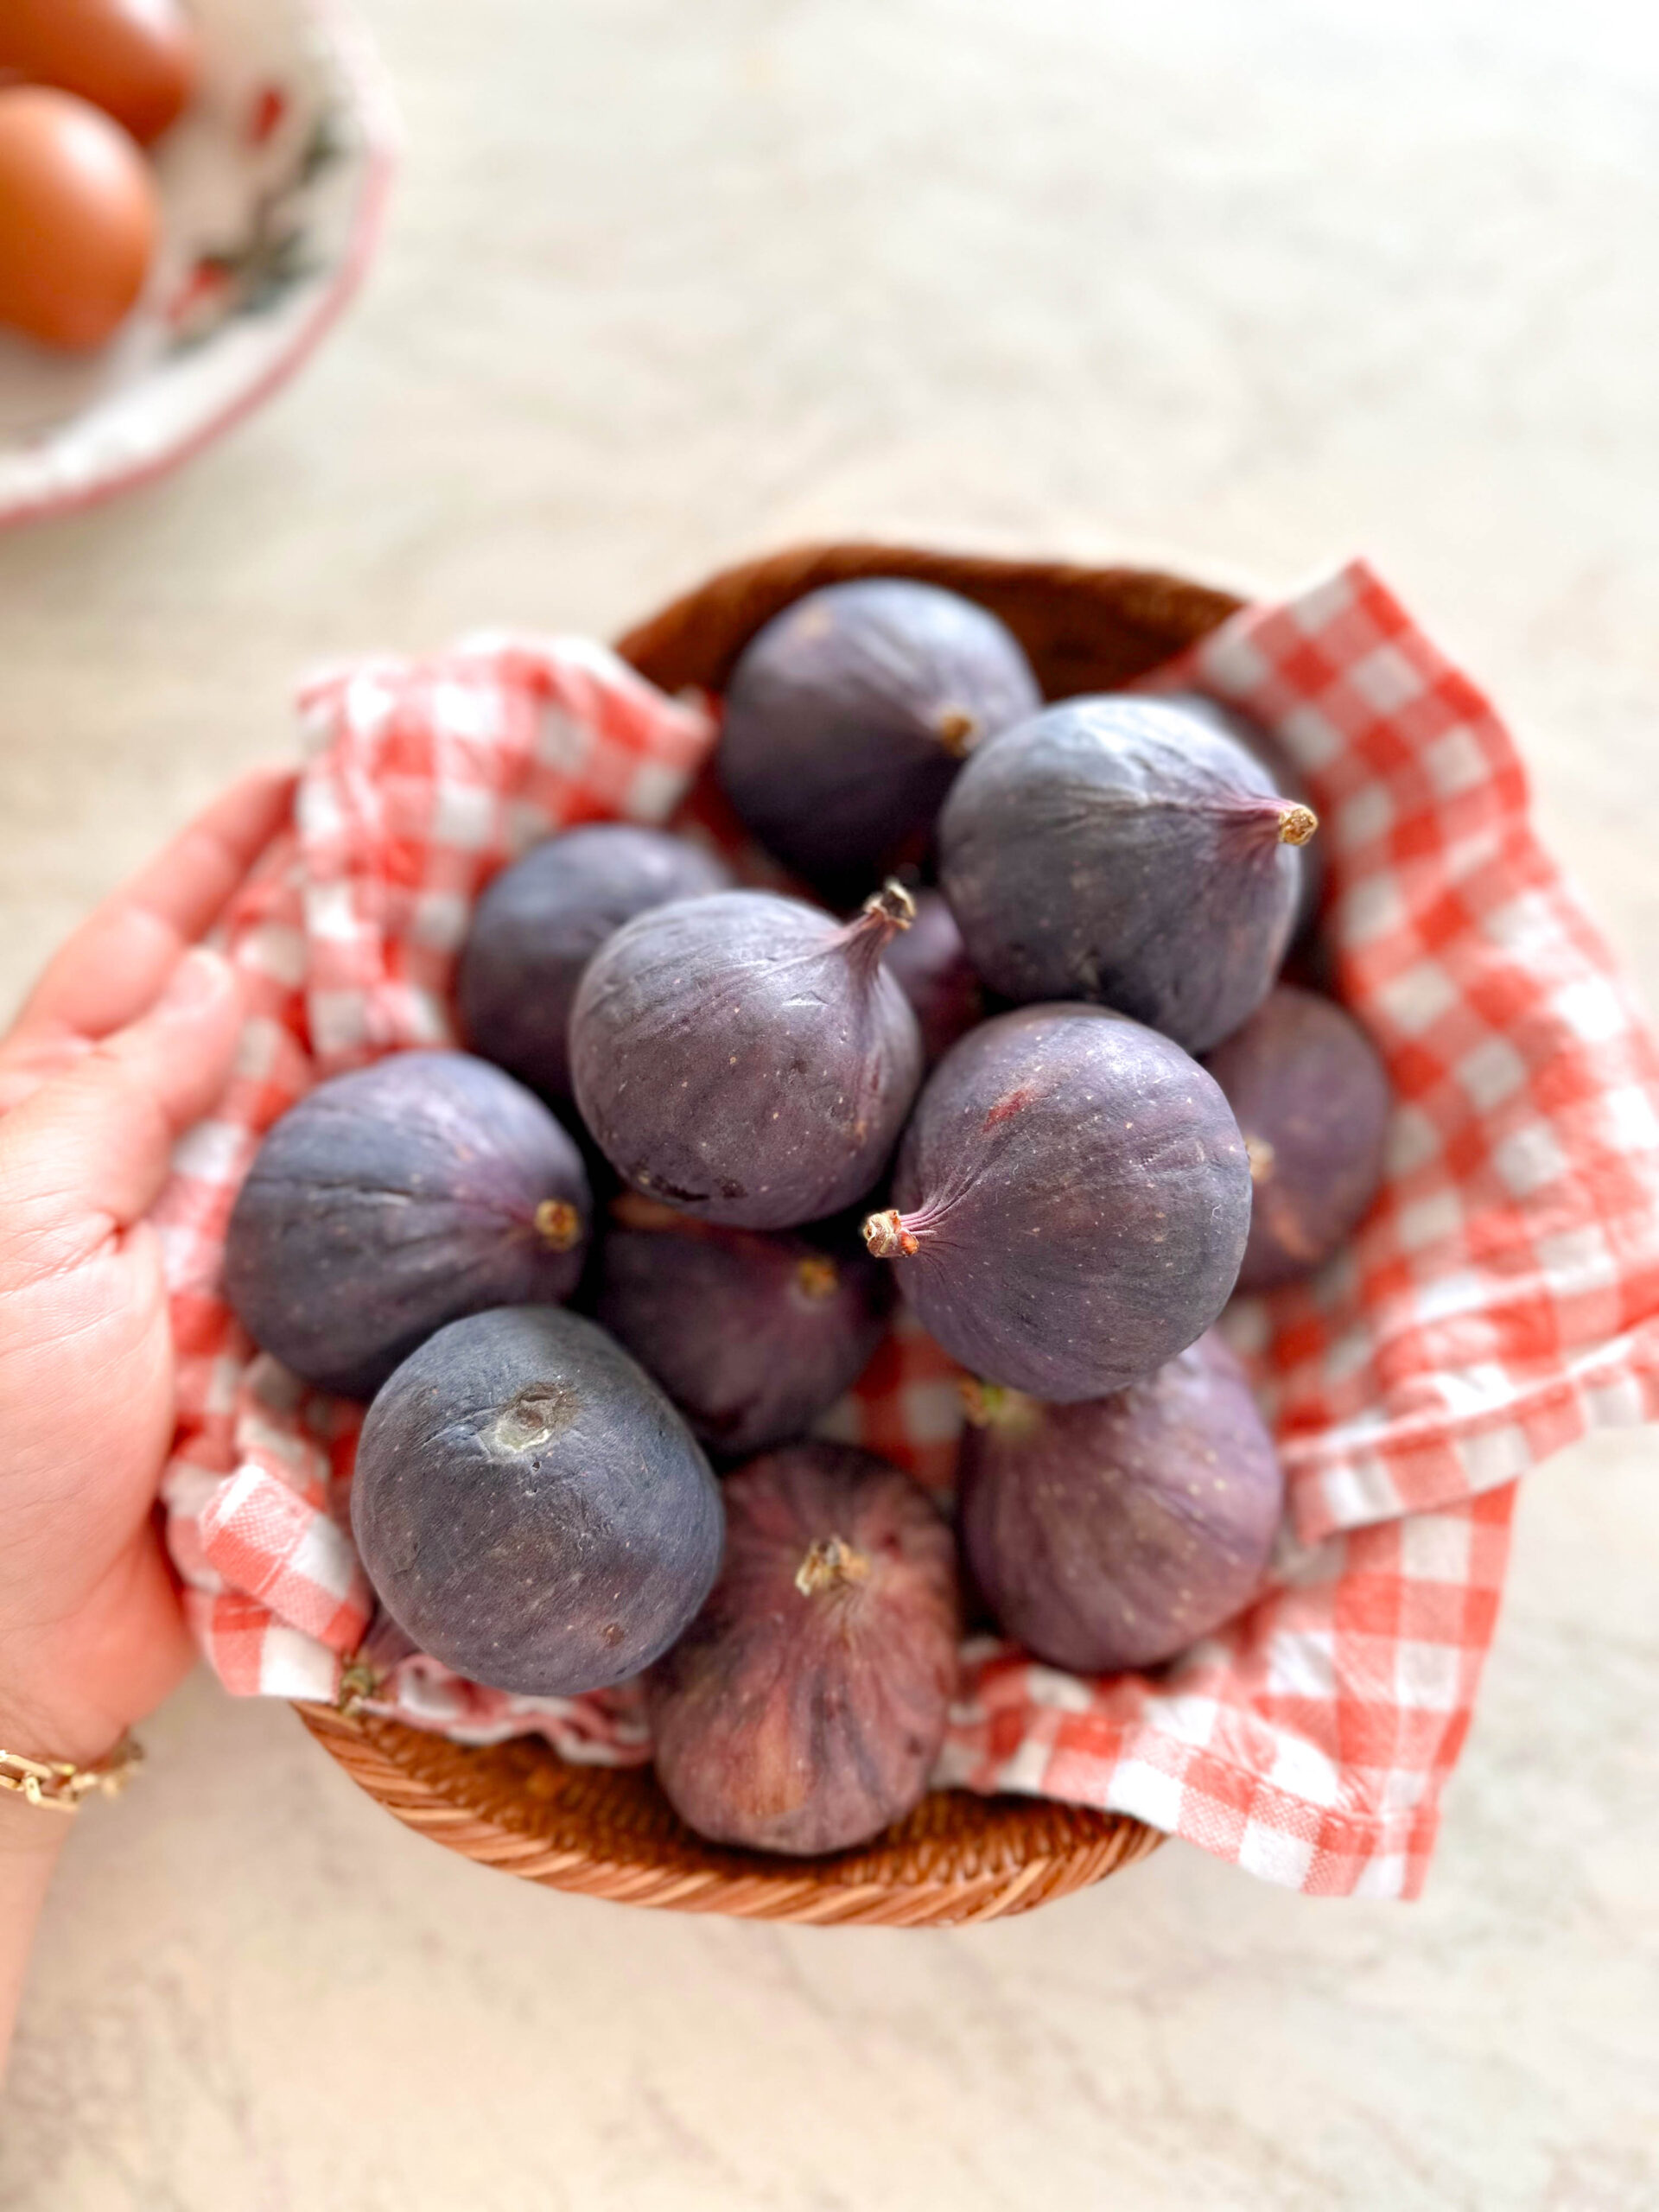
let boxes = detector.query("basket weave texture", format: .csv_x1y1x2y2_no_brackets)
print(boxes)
298,546,1237,1924
299,1706,1166,1924
614,542,1241,704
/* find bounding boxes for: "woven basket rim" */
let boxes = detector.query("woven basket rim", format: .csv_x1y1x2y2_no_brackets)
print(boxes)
296,1705,1166,1925
298,538,1246,1925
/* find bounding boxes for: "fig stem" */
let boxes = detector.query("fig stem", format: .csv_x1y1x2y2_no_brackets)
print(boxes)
860,880,917,935
793,1254,840,1301
958,1378,1002,1427
794,1535,871,1596
335,1656,382,1719
934,703,979,758
862,1207,919,1260
838,880,916,977
958,1377,1042,1435
534,1198,582,1252
1277,803,1319,847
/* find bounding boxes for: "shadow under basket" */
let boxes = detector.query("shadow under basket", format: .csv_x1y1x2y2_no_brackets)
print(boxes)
297,541,1249,1926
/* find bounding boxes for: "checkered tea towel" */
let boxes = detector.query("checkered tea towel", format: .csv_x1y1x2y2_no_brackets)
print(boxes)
157,567,1659,1897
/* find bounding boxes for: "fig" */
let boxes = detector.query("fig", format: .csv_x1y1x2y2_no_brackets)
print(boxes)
938,695,1318,1055
224,1050,591,1399
880,887,985,1066
456,824,732,1104
569,884,925,1230
957,1332,1284,1675
647,1441,960,1854
594,1194,891,1456
1202,984,1391,1292
862,1003,1250,1401
1161,690,1324,937
353,1306,722,1696
716,579,1041,899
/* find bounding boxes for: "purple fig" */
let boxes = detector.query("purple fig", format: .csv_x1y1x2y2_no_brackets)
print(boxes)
457,824,731,1103
353,1306,722,1696
957,1332,1284,1674
880,887,985,1065
716,579,1041,899
863,1003,1250,1401
225,1050,591,1399
648,1441,960,1855
938,695,1318,1055
1161,690,1324,938
594,1194,892,1456
1202,984,1391,1292
569,884,924,1230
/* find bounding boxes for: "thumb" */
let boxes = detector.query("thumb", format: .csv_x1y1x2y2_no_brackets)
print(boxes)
0,948,244,1275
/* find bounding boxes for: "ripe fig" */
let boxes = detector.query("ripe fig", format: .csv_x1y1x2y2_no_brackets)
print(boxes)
457,824,732,1104
862,1003,1250,1401
716,579,1041,899
938,695,1317,1055
569,884,924,1230
594,1194,891,1456
1161,690,1324,938
647,1441,960,1855
353,1306,722,1696
225,1050,591,1399
1202,984,1391,1292
880,887,985,1066
957,1332,1284,1675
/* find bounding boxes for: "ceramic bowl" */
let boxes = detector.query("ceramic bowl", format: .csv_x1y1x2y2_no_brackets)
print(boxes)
0,0,395,525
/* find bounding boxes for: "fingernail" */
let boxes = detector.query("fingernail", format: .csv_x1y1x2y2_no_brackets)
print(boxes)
156,947,232,1018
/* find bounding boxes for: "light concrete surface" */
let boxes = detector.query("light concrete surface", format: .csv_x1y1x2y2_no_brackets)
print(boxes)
2,2,1656,2205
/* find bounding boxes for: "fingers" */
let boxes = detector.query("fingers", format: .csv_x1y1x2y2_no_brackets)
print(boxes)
5,764,294,1052
0,949,245,1278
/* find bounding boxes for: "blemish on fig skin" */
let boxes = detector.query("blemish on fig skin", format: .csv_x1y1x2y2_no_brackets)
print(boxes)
983,1085,1034,1130
652,1177,713,1205
488,1384,578,1454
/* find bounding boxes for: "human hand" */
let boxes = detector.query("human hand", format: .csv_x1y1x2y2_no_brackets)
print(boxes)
0,767,294,1777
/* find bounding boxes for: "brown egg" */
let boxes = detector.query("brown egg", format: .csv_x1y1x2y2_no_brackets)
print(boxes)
0,88,158,351
0,0,199,146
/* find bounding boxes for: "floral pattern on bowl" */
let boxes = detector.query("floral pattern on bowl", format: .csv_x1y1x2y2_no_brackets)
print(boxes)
0,0,396,525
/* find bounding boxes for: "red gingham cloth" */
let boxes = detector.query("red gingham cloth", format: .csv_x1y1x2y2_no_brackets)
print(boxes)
157,570,1659,1897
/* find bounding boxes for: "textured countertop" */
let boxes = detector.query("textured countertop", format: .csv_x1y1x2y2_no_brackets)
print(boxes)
2,3,1656,2206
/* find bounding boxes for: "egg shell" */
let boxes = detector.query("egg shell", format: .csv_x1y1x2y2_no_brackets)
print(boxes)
0,86,157,350
0,0,198,146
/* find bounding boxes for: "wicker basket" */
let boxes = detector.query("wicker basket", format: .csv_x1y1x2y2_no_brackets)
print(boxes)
298,542,1249,1926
